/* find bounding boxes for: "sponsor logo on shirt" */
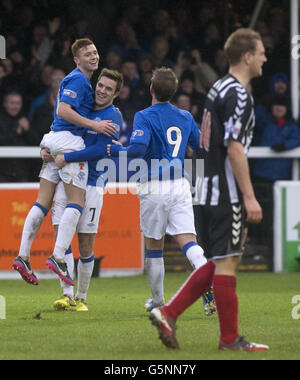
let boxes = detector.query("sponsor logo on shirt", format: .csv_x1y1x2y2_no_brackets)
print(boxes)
63,89,77,98
132,129,144,137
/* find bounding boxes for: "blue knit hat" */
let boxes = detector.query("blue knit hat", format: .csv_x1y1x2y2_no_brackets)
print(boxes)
270,73,289,91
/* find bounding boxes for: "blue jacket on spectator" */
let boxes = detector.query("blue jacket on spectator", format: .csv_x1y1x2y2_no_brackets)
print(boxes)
253,101,300,181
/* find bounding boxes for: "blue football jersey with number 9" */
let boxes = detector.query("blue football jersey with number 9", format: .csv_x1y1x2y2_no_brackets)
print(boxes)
130,103,200,180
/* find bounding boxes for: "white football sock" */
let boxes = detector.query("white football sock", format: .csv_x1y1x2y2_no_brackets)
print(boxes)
146,256,165,306
52,205,82,261
76,254,94,301
19,203,48,260
185,244,207,270
60,249,74,298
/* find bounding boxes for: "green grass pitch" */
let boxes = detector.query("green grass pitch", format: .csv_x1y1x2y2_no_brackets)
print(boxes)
0,272,299,360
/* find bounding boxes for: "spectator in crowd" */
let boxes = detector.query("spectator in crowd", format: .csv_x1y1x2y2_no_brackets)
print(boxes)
174,49,218,95
151,36,174,69
251,94,300,252
0,91,33,181
131,71,152,111
105,47,123,71
212,48,229,78
0,57,24,96
175,92,192,112
257,72,289,109
29,70,65,145
29,23,52,69
1,58,13,77
26,64,54,110
121,60,140,87
137,53,153,76
28,68,65,121
0,0,293,186
111,20,141,62
47,34,75,74
253,95,300,182
178,74,206,121
201,22,223,66
114,79,136,137
0,62,7,104
0,62,6,81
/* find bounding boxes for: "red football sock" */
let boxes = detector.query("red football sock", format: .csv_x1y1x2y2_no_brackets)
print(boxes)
213,275,239,345
164,261,215,322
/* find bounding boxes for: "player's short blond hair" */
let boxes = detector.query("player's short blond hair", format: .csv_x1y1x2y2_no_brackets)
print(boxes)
224,28,262,66
71,38,94,58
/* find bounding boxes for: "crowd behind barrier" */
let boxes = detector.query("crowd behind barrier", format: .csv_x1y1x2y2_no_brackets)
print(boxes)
0,0,298,268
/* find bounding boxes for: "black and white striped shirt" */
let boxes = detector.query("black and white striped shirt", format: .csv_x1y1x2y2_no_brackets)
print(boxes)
198,74,255,206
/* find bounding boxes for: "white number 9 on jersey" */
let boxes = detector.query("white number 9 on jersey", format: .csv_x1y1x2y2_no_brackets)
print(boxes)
167,126,182,157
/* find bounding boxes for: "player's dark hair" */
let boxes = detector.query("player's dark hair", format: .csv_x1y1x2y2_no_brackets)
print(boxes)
71,38,94,58
224,28,262,66
151,67,178,102
98,68,124,93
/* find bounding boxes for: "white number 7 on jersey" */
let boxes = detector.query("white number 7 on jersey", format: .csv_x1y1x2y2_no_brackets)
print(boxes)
167,126,182,157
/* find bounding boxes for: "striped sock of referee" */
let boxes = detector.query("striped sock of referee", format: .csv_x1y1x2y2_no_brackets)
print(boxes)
145,250,165,306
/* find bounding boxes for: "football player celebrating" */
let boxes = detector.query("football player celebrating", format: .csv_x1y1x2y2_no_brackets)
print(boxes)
47,69,123,311
13,40,116,286
107,67,214,316
148,29,269,352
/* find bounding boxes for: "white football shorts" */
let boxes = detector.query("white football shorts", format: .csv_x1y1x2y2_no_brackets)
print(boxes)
52,181,103,234
137,178,196,240
39,131,88,190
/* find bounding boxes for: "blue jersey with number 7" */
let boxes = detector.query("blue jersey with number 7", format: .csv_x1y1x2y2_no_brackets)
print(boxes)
130,102,200,181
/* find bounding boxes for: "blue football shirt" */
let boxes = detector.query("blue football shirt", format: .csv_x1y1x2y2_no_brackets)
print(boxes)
50,68,94,136
64,104,123,186
130,102,200,181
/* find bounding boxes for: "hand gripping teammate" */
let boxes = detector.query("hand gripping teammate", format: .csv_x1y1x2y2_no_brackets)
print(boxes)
49,69,124,311
148,29,269,352
13,39,116,286
107,67,214,316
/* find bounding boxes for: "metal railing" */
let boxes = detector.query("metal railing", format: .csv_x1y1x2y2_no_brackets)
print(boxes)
1,146,300,179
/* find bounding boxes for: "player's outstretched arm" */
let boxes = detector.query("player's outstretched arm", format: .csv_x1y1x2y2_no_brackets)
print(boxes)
107,142,147,158
227,140,262,224
58,102,116,136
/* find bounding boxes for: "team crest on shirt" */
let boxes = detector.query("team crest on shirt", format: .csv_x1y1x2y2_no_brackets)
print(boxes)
63,89,77,98
132,129,144,137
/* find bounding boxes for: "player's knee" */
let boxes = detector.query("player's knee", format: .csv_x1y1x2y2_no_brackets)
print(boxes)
78,234,94,257
214,255,241,274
